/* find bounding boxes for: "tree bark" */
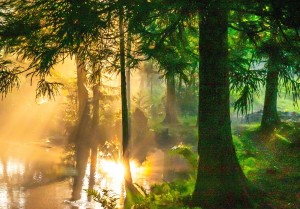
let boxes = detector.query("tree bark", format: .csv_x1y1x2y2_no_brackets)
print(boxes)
261,38,281,132
119,6,134,192
163,74,178,124
192,3,251,209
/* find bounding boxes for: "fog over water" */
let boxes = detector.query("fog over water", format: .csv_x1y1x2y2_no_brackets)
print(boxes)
0,58,173,208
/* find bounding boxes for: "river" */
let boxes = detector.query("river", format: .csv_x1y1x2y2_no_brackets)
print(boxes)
0,139,164,209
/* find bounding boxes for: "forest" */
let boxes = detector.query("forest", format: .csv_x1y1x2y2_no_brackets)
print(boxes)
0,0,299,209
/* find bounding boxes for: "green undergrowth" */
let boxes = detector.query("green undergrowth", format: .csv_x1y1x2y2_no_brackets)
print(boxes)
133,180,197,209
87,118,300,209
132,143,198,209
145,121,300,208
233,122,300,209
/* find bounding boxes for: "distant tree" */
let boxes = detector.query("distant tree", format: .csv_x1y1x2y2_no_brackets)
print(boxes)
259,1,300,132
229,1,300,132
131,9,197,124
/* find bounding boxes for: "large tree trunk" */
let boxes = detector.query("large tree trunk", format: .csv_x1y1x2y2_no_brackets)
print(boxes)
261,44,280,132
71,57,90,201
192,3,251,209
163,74,178,124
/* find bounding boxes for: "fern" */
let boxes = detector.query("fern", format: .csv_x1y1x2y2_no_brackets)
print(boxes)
85,188,118,209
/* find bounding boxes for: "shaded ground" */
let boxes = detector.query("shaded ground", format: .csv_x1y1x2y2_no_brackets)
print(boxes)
233,123,300,209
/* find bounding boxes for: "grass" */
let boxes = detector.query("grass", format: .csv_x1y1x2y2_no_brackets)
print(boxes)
233,122,300,209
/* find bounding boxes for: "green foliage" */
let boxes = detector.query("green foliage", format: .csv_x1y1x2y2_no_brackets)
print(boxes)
228,1,300,117
133,181,195,209
279,68,300,105
169,143,197,170
0,0,299,208
132,142,197,209
85,188,118,209
131,0,199,95
230,67,266,115
232,125,264,176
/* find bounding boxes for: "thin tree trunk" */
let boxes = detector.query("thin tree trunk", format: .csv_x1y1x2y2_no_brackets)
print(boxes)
72,57,90,201
163,74,178,124
88,146,98,201
87,70,101,200
126,31,132,150
192,3,251,209
91,71,100,141
76,57,89,119
119,6,134,192
261,31,281,132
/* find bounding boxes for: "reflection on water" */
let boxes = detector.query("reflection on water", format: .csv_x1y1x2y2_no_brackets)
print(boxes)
68,150,164,209
0,139,165,209
0,140,73,209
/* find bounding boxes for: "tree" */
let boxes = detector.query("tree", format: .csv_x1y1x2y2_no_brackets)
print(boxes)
259,1,300,132
119,3,133,192
164,73,178,123
191,1,252,208
130,0,253,208
88,65,101,196
260,34,281,132
132,14,196,124
229,1,300,132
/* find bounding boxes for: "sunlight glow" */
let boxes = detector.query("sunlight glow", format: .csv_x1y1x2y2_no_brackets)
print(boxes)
0,185,8,209
37,98,48,105
98,159,143,183
6,159,25,177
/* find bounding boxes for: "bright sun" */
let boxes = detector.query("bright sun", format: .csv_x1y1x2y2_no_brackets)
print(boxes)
98,159,141,182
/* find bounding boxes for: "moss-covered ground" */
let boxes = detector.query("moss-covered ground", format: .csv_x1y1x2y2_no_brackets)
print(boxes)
234,122,300,209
